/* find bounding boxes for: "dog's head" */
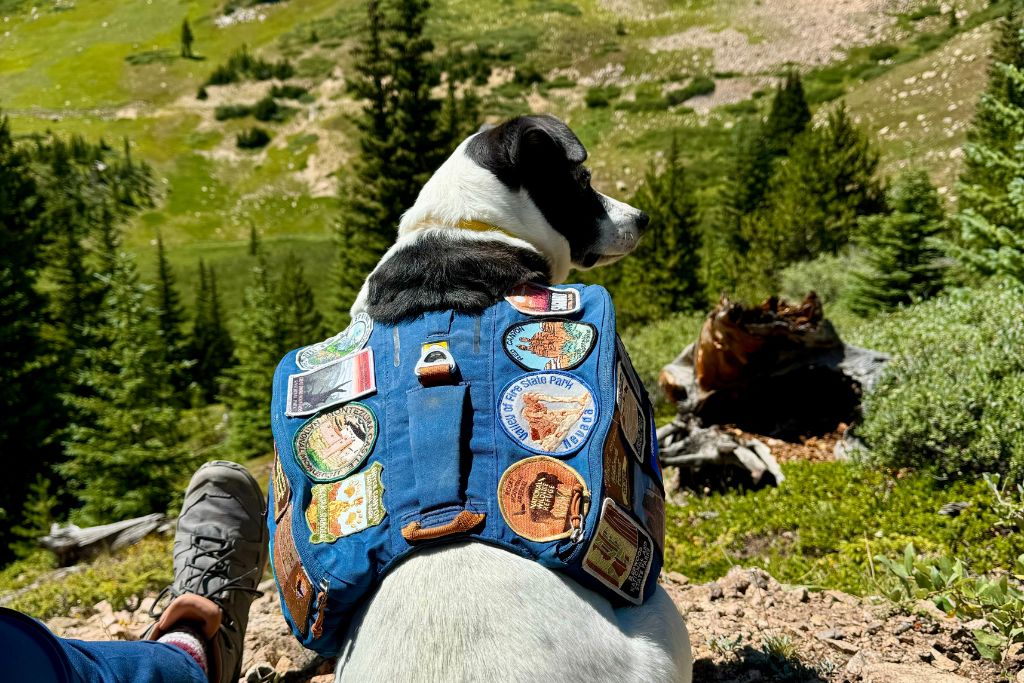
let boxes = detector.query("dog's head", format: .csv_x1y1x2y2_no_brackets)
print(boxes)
398,115,649,283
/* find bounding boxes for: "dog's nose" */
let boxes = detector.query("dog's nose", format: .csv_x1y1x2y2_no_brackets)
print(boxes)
635,211,650,233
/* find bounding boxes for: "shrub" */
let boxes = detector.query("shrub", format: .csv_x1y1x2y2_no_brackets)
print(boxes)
252,95,282,122
850,280,1024,480
531,0,582,15
585,85,621,108
778,251,861,311
906,3,941,20
206,63,239,86
196,86,208,101
214,103,252,121
543,75,576,90
513,64,544,86
665,76,715,105
875,543,1024,661
616,83,669,112
868,43,899,61
269,84,308,100
236,127,271,149
5,538,172,619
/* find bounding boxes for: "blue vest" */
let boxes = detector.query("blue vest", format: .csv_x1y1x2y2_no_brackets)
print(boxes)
268,284,665,657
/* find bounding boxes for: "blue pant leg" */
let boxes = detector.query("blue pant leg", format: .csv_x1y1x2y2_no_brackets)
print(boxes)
0,607,207,683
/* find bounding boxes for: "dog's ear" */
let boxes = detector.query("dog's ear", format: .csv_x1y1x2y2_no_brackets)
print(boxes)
512,116,587,168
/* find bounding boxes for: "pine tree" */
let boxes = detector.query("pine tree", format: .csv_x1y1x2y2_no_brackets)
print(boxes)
277,251,325,350
0,114,63,562
763,71,812,156
10,476,59,558
751,104,883,267
180,18,195,59
958,10,1024,227
851,170,947,313
155,232,192,403
224,258,283,459
190,260,235,403
953,10,1024,279
333,0,458,322
615,137,703,327
383,0,445,214
59,249,193,524
248,223,261,256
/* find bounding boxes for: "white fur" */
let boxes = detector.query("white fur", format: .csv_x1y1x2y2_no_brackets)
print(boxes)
336,543,693,683
586,192,646,267
342,129,693,682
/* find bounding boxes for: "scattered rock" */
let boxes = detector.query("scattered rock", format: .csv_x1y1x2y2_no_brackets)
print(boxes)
860,663,972,683
708,583,724,601
824,638,860,654
817,628,845,641
893,621,915,636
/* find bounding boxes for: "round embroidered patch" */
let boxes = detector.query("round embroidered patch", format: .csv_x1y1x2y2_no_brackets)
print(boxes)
293,402,378,482
502,319,596,371
272,449,290,522
498,371,598,456
295,312,373,371
498,456,589,542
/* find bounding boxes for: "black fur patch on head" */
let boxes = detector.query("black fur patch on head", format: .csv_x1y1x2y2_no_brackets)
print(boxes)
465,115,607,265
365,231,551,324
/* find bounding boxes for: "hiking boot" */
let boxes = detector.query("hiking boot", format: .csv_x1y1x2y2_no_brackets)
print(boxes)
149,460,269,683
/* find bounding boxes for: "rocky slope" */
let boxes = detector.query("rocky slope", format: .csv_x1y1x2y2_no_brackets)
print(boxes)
43,565,1023,683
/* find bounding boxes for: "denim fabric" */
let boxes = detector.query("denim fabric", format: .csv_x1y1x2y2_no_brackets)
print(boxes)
268,285,664,657
0,607,207,683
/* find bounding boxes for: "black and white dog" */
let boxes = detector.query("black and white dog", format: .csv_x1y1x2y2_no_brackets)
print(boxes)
343,115,693,682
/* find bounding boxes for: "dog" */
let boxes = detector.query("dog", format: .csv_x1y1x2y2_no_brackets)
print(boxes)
336,115,693,682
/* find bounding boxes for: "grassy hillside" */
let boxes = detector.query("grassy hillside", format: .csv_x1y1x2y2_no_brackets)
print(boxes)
0,0,1005,322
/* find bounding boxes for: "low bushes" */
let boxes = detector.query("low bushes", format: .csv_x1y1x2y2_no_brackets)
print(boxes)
204,45,294,87
585,85,622,108
849,280,1024,480
236,127,272,149
666,76,715,105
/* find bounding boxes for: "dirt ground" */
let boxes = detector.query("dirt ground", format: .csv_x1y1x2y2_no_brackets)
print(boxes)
42,562,1023,683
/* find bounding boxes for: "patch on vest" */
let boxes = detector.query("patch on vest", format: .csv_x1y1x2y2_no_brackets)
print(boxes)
272,449,290,522
294,403,377,482
295,312,373,370
505,283,581,316
502,320,596,371
286,347,377,417
498,371,597,455
306,462,386,544
582,498,654,606
497,456,589,542
273,507,315,637
602,428,632,508
616,364,646,463
640,482,666,553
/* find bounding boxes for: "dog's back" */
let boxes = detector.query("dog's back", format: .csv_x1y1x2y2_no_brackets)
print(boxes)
328,115,693,682
337,543,692,683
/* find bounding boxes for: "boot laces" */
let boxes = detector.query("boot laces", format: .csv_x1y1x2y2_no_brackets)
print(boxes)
149,534,262,623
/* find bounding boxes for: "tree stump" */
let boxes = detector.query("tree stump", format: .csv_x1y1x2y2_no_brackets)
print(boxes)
657,293,889,489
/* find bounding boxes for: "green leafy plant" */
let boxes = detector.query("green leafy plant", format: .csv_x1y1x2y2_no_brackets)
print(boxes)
874,543,1024,660
854,280,1024,480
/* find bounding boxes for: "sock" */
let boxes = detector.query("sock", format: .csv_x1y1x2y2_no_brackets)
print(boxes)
157,625,209,675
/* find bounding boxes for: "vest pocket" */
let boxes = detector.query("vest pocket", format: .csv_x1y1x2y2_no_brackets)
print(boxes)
400,382,485,541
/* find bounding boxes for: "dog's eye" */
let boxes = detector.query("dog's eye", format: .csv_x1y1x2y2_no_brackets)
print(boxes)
579,169,592,188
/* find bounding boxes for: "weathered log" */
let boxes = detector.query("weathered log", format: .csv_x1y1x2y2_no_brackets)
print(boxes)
41,513,171,566
657,293,889,489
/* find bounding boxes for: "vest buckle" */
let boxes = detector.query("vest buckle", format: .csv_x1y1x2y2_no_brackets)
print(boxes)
415,341,458,386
